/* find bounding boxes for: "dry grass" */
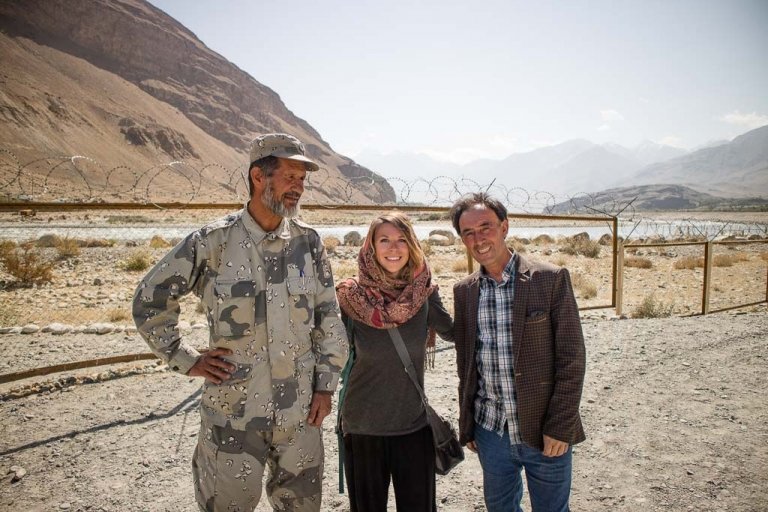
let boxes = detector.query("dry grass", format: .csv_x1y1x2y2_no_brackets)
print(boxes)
107,308,132,323
55,237,81,259
631,294,674,318
560,238,601,258
322,236,341,254
624,256,653,269
451,257,469,273
674,256,704,270
420,239,434,257
149,235,171,249
571,273,597,299
120,250,152,272
0,244,55,286
506,237,527,253
331,259,358,281
713,253,749,267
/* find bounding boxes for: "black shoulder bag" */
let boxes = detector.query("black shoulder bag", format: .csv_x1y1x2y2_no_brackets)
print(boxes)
387,327,464,475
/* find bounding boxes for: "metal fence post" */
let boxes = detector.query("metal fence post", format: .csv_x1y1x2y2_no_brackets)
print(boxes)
616,239,624,316
702,241,713,315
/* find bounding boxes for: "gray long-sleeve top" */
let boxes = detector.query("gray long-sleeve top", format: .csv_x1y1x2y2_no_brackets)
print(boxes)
341,290,454,436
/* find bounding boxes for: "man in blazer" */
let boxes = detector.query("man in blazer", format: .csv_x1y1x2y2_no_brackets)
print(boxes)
450,193,586,512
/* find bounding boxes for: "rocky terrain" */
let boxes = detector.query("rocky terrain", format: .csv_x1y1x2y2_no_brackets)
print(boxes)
0,209,766,511
0,311,766,512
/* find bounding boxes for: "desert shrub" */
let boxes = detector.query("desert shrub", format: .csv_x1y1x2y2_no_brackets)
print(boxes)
55,236,81,259
149,235,171,249
36,233,62,247
323,236,341,254
107,308,131,322
0,244,55,286
420,239,434,257
0,240,17,258
560,239,601,258
121,250,152,272
631,294,674,319
571,273,597,299
673,256,704,270
451,257,469,273
624,256,653,269
714,252,749,267
506,238,527,253
553,255,568,267
332,260,358,280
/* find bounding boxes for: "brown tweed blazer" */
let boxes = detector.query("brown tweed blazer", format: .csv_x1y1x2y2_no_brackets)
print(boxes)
453,253,586,450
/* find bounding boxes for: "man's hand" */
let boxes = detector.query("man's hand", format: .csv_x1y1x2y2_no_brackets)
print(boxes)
307,391,332,427
543,434,569,457
188,348,235,384
466,440,478,453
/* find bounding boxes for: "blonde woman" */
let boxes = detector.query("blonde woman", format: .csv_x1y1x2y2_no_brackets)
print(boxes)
336,212,454,512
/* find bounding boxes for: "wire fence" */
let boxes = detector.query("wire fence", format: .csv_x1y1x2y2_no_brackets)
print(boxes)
1,151,767,389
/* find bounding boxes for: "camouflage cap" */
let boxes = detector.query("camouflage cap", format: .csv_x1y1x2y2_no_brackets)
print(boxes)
249,133,319,172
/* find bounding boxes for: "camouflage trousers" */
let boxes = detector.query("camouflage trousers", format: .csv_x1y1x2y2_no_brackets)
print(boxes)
193,420,324,512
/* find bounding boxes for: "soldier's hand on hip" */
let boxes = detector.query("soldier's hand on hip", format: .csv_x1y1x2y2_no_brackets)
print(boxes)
307,391,332,427
188,348,235,384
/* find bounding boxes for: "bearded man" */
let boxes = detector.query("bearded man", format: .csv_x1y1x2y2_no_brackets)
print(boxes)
133,133,348,511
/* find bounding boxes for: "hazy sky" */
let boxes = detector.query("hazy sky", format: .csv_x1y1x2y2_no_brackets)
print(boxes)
149,0,768,164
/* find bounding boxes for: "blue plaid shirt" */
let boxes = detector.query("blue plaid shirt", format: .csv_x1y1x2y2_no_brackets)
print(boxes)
474,252,522,444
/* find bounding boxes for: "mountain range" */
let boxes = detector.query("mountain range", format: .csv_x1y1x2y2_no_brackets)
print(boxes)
357,126,768,205
0,0,393,203
0,0,765,211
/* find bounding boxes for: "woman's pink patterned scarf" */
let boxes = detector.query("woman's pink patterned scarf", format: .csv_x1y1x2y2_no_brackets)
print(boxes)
336,241,437,346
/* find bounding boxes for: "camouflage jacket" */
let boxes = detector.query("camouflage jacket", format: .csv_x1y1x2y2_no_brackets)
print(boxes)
132,209,349,431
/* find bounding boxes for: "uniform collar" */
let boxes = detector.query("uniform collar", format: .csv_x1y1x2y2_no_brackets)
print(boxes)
241,205,292,243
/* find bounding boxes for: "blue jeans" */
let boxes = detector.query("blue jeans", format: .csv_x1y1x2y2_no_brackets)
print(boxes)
474,423,572,512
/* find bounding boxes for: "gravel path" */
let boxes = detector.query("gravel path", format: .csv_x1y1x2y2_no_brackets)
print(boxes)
1,310,766,511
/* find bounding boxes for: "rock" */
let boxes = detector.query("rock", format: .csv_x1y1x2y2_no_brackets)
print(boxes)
428,229,455,244
93,277,104,286
598,233,613,246
343,231,363,246
177,321,191,331
9,465,27,482
43,323,72,335
570,232,590,242
93,323,116,335
21,324,40,334
427,234,452,246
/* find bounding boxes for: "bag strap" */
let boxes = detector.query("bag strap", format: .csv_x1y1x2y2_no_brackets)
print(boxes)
387,327,430,408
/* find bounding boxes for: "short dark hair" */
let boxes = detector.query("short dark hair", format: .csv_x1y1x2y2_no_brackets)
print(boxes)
247,156,280,197
449,192,508,234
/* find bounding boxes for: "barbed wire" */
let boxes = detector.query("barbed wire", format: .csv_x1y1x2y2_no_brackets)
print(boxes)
1,149,766,240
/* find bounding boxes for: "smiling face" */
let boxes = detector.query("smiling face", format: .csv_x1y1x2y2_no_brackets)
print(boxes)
458,205,511,279
373,222,411,277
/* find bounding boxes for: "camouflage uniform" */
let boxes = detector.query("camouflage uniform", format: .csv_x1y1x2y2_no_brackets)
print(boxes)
133,208,348,512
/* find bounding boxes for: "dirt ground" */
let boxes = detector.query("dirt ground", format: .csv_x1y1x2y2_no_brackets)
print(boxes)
1,310,766,512
1,210,767,511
